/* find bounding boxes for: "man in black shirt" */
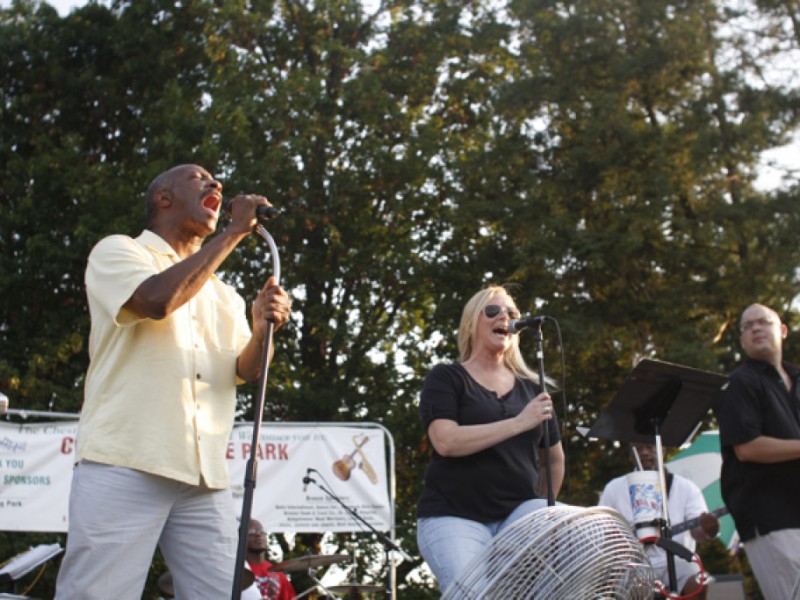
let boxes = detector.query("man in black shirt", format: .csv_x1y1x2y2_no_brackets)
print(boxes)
716,303,800,600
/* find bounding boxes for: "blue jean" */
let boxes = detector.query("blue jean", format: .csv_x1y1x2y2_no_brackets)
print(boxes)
417,498,551,593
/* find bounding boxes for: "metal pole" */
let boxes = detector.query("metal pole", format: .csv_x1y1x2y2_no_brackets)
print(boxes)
231,225,281,600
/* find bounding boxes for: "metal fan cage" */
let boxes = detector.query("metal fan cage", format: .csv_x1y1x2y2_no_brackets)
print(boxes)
443,505,654,600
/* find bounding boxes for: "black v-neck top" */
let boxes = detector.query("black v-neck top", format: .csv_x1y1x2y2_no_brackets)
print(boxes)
416,363,560,522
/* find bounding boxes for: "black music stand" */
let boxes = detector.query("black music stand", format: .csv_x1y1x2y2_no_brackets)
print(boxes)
587,359,727,595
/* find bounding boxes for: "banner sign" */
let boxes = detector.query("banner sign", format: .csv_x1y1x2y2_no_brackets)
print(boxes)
0,422,391,534
0,421,77,532
229,424,391,533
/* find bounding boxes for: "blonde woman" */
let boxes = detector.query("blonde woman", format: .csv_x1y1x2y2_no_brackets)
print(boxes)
416,286,565,594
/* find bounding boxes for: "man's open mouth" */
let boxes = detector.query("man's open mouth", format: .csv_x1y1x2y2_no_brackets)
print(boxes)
202,193,222,213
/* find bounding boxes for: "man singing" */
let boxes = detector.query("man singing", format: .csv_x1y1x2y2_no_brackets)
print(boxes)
55,164,291,599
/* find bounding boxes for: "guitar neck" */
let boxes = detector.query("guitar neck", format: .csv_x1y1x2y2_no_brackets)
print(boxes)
669,506,729,536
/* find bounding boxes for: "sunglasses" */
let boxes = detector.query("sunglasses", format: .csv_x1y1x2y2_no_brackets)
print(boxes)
483,304,520,320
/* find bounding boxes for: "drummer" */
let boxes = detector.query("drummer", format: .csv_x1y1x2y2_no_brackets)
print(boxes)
599,442,720,598
246,519,296,600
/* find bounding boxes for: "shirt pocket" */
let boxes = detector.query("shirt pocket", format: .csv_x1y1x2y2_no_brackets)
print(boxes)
206,298,242,353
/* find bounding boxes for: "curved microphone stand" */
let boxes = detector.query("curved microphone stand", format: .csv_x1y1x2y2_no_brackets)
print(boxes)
231,223,281,600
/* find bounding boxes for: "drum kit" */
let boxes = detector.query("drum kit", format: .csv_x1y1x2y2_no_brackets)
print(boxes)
157,553,383,598
271,553,384,598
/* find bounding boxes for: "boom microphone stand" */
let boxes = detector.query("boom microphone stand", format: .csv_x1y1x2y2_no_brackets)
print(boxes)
231,222,281,600
302,469,412,600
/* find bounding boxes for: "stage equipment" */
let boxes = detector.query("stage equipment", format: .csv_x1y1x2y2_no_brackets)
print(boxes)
0,543,62,598
513,315,559,505
444,505,654,599
0,392,77,420
302,468,411,599
588,359,726,597
231,217,282,600
271,555,350,573
328,583,385,594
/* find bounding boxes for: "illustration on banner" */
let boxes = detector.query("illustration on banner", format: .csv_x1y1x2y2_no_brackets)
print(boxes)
332,434,378,484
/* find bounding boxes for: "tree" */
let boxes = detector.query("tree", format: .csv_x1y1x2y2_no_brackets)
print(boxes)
0,0,244,595
2,0,800,597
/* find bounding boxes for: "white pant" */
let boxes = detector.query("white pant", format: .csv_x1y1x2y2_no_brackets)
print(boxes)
744,528,800,600
55,461,238,600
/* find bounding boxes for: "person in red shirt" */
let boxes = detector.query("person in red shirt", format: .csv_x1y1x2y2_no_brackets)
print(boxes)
246,519,296,600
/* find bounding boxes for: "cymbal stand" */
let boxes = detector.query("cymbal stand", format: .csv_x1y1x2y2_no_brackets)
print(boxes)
299,566,335,599
293,585,319,599
231,223,281,600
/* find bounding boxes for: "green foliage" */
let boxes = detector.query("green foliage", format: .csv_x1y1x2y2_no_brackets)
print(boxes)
2,0,800,597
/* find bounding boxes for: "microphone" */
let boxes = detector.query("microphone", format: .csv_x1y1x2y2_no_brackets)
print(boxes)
302,468,314,492
508,315,547,334
222,198,280,222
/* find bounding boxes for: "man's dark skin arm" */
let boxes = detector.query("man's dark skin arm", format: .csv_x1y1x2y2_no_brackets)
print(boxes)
126,193,290,383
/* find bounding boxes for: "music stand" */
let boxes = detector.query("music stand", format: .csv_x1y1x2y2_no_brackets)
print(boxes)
587,359,727,595
0,543,63,598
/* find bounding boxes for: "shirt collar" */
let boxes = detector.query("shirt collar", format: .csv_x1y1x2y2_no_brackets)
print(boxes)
136,229,179,259
134,230,220,283
744,356,800,378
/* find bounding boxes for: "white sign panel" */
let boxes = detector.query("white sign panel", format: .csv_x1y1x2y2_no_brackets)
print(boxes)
0,421,77,532
229,424,391,533
0,422,391,534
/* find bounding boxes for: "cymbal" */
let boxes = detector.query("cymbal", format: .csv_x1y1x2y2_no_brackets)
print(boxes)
328,583,385,594
271,554,349,573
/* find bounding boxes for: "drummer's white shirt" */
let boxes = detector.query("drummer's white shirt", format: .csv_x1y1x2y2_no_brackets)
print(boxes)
241,583,261,600
599,471,708,568
242,562,262,600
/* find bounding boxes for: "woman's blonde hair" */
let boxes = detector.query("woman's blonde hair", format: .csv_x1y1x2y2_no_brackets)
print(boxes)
457,286,540,383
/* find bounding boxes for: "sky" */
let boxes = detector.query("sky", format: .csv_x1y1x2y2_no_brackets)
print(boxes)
15,0,92,12
0,0,93,12
2,0,798,191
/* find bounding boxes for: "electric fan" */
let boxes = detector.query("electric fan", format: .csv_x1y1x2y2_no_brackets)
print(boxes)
443,505,654,599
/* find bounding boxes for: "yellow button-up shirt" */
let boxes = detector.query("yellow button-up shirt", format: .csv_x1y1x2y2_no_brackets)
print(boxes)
77,230,251,488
